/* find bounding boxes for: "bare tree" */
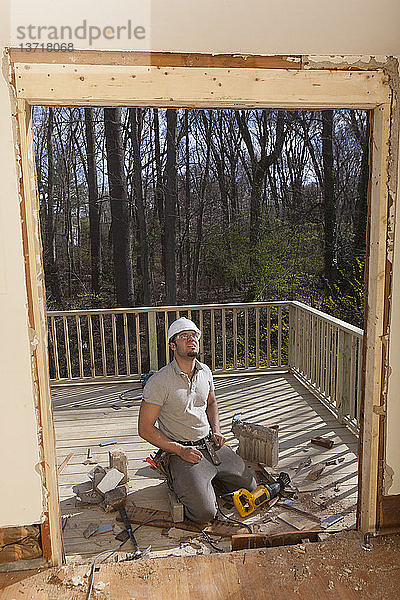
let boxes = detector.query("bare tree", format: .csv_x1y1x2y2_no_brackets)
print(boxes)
84,108,101,300
104,108,134,307
164,109,178,305
129,108,151,305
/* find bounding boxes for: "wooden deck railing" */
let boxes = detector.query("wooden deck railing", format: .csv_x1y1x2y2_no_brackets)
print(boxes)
288,302,363,434
47,301,363,433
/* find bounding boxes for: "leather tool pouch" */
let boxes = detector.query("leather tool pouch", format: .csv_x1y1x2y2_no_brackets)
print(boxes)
204,438,221,465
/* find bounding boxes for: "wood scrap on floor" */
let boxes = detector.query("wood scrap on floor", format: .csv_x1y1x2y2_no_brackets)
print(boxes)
231,415,278,466
118,504,250,537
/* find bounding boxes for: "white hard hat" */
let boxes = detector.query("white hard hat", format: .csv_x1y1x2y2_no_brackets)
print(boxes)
167,317,201,344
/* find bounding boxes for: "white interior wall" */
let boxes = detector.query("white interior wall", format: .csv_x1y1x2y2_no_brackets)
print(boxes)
150,0,400,55
0,46,44,527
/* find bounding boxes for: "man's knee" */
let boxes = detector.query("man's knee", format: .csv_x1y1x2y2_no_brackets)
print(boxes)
186,502,217,524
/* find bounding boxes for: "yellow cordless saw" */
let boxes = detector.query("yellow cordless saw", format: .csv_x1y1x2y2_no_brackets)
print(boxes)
221,472,291,517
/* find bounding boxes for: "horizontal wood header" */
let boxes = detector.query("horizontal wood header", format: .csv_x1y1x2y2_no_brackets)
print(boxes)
13,63,390,109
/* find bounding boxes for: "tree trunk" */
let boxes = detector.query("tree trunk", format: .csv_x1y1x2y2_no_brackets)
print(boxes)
153,109,166,275
322,110,335,285
84,108,101,301
352,111,370,258
193,112,212,300
104,108,134,307
129,108,151,305
164,109,178,305
184,110,191,299
44,108,62,305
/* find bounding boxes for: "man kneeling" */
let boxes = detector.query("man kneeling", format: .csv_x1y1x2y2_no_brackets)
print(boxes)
138,317,256,523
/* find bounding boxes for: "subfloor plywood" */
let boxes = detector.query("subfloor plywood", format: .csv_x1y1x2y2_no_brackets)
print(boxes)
1,532,399,600
51,375,359,562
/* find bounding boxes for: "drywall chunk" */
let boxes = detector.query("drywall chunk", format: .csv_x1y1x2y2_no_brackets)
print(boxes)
96,468,125,494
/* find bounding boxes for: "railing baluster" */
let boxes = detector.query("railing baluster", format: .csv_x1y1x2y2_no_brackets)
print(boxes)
100,314,107,376
244,308,249,369
266,307,271,367
135,313,142,375
277,306,282,368
147,311,158,371
199,310,204,362
63,316,72,380
211,309,216,371
51,317,60,380
76,316,84,379
255,307,260,369
87,314,95,378
350,335,357,421
164,311,170,365
325,322,331,398
112,314,118,376
233,308,238,368
123,313,130,376
357,337,363,423
222,308,227,370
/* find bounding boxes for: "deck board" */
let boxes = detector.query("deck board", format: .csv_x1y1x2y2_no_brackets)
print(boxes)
52,374,359,562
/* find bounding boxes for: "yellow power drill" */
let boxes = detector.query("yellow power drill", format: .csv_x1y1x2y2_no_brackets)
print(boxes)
221,472,291,517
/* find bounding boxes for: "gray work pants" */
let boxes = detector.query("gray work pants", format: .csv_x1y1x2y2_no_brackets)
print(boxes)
168,444,257,523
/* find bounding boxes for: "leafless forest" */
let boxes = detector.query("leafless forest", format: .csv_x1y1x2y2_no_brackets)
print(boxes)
33,107,369,327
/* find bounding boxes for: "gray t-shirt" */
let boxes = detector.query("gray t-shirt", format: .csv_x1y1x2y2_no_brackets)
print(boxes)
142,358,215,442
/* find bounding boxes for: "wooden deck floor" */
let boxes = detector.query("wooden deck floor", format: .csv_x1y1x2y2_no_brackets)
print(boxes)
52,374,359,563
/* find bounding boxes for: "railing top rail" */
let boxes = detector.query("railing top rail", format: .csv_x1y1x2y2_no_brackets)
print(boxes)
290,301,364,337
47,301,291,317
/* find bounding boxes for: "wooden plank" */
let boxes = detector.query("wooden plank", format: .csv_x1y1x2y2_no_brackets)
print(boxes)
120,505,249,538
16,99,63,566
9,49,302,69
13,64,389,109
57,452,74,474
359,102,391,533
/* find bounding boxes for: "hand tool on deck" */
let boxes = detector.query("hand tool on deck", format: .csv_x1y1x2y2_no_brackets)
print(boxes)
108,494,143,559
221,472,291,517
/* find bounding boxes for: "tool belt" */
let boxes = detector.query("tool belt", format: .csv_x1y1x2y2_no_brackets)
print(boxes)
175,434,221,466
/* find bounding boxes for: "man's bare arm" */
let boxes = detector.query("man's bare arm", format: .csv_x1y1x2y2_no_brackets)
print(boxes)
138,401,203,463
206,391,226,448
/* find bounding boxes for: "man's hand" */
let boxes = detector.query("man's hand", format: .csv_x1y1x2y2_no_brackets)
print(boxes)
178,446,203,463
211,432,226,449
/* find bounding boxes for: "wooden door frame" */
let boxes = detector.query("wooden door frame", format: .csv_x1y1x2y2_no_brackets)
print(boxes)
8,49,393,563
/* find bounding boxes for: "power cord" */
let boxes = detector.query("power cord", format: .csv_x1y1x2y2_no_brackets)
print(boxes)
216,497,253,533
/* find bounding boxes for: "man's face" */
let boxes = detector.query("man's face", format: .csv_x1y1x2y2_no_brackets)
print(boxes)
171,330,200,359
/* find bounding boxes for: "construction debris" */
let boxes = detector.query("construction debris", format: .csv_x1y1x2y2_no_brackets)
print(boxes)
83,523,99,539
117,504,249,537
57,452,74,474
231,415,279,466
96,468,125,494
325,457,345,466
295,457,312,473
109,448,129,484
307,463,326,481
102,485,127,512
311,436,334,449
321,514,344,529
